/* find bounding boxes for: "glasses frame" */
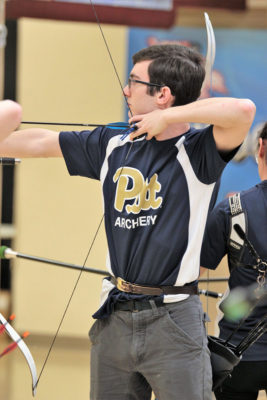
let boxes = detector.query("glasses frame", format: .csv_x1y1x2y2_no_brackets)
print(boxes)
127,77,164,89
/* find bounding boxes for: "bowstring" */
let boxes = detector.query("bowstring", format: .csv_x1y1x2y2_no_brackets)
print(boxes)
35,0,134,390
89,0,133,119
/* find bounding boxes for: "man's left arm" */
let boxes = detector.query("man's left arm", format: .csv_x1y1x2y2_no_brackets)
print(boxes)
206,98,256,151
129,97,256,151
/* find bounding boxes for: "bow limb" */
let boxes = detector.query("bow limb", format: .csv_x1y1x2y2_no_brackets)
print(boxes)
0,312,38,396
202,12,216,330
203,12,216,96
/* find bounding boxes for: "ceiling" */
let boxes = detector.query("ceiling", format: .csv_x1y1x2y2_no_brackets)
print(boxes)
5,0,267,28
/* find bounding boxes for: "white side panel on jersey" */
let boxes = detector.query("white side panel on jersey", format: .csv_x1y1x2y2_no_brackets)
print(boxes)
99,278,116,307
105,251,113,275
174,137,215,286
100,134,130,185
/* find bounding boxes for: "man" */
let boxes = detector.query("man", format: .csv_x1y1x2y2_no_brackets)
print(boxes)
0,45,255,399
0,100,22,141
201,122,267,400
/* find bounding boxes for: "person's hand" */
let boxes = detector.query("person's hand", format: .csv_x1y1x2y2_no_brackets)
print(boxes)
129,109,168,140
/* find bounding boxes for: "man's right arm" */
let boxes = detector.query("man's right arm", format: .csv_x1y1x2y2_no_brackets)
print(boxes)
0,127,62,158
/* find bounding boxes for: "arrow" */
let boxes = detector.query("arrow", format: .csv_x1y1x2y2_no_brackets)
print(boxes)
0,245,227,284
21,121,130,128
0,312,37,396
0,245,109,276
0,331,30,357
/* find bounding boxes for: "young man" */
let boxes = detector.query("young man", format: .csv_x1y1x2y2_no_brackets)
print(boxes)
201,122,267,400
0,45,255,399
0,100,22,141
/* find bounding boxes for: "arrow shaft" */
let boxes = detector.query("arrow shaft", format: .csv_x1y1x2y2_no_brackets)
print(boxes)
1,245,228,282
0,339,21,357
3,247,228,282
17,252,109,276
21,121,129,128
2,247,109,276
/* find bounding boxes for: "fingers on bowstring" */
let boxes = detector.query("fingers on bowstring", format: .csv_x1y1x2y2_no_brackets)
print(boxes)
130,123,145,140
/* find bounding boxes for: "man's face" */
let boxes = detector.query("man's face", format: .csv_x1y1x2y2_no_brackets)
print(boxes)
123,60,159,117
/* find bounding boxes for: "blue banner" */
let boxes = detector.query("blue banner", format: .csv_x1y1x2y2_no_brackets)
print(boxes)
126,26,267,202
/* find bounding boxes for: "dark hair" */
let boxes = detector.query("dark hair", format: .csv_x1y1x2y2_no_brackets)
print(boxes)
132,44,205,107
259,122,267,140
259,122,267,162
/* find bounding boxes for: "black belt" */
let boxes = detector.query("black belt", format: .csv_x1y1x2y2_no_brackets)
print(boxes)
114,299,165,312
111,276,198,296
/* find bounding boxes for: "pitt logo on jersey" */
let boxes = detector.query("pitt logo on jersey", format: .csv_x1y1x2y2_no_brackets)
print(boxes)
113,167,163,214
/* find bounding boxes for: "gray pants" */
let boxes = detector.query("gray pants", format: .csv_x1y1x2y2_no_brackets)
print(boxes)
89,295,212,400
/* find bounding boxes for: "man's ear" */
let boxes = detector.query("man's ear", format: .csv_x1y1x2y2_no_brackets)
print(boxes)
156,86,175,108
258,138,265,159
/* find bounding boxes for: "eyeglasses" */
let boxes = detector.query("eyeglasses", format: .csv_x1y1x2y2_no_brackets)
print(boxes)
127,77,164,89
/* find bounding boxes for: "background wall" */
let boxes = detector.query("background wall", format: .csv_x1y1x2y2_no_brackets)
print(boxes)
11,11,267,342
13,17,127,337
2,7,266,399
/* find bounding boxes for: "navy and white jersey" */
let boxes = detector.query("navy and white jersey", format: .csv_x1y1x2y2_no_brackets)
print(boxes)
59,125,230,318
201,181,267,361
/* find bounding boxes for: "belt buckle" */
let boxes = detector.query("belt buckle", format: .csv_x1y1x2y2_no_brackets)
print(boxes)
117,277,130,292
116,277,143,295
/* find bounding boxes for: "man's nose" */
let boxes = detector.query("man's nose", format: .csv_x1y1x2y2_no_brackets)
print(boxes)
123,84,130,97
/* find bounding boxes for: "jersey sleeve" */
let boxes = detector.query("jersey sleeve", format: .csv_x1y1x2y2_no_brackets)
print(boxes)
59,127,118,180
200,199,230,269
184,125,238,185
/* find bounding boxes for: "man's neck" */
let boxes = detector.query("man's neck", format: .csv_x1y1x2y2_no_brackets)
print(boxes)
156,122,190,141
259,159,267,181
